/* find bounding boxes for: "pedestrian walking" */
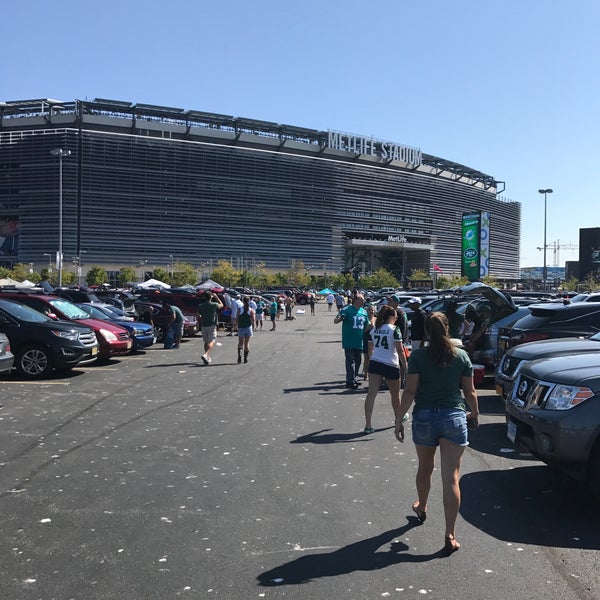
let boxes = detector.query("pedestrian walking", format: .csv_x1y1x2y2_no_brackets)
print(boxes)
333,293,367,389
361,303,376,380
197,291,224,365
236,297,255,363
326,293,335,312
407,297,426,349
269,298,278,331
309,294,316,316
394,311,479,555
363,305,408,433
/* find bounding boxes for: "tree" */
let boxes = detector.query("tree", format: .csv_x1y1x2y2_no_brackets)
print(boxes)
435,274,469,289
286,260,310,288
62,271,77,286
118,267,138,287
7,262,33,282
85,266,109,286
480,275,498,288
211,260,239,288
357,267,399,290
561,278,579,292
410,268,429,281
152,267,171,284
171,262,198,287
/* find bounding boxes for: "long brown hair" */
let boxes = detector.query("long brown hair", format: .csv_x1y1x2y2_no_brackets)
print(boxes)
425,311,456,366
375,305,396,329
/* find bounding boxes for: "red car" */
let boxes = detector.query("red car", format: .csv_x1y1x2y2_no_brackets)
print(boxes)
0,292,132,359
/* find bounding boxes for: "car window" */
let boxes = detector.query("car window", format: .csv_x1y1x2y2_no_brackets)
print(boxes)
0,300,52,323
48,298,91,319
77,304,109,320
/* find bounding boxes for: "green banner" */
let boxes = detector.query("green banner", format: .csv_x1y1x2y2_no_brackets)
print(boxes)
461,212,480,281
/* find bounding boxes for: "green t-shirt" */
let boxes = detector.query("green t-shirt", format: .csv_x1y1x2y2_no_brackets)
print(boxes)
198,301,220,326
407,347,472,410
339,305,368,350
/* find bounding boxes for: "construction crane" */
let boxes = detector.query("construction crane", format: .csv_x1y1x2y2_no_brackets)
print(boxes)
536,239,578,267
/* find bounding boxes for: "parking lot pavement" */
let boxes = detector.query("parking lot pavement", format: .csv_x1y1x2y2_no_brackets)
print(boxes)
1,306,599,600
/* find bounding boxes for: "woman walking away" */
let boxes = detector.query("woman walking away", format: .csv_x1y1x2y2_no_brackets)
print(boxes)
363,306,408,433
394,312,479,555
236,297,255,363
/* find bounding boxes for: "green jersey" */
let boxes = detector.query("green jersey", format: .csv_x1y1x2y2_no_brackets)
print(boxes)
339,305,368,350
408,347,473,411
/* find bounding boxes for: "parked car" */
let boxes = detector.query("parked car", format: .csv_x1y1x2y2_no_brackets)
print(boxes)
496,332,600,400
76,303,155,352
0,298,99,378
505,352,600,498
133,302,199,343
569,292,600,303
0,331,15,374
0,292,132,359
497,303,600,360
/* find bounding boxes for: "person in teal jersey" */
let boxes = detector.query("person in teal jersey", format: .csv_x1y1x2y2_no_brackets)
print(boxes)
334,293,367,389
269,299,278,331
394,312,479,555
254,297,265,330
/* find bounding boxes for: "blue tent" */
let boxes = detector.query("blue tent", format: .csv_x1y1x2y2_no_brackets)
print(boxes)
317,287,335,295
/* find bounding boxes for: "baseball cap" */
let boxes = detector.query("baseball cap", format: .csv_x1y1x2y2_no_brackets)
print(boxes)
389,294,401,302
407,297,421,305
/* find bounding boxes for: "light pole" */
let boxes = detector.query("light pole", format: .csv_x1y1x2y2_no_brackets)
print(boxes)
43,253,53,274
50,148,72,287
538,188,553,290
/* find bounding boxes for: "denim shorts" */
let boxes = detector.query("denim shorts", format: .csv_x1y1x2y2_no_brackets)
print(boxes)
411,408,468,447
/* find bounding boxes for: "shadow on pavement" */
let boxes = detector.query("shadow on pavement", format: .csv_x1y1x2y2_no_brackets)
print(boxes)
460,465,600,550
290,427,393,444
257,519,447,587
467,422,539,461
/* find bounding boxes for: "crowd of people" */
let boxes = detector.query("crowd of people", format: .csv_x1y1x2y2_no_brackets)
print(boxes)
159,287,479,555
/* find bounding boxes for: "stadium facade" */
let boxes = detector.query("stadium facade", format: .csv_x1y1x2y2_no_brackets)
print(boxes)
0,98,520,282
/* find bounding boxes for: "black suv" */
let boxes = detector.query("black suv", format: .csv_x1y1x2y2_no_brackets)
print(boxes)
505,351,600,498
497,303,600,359
0,298,99,378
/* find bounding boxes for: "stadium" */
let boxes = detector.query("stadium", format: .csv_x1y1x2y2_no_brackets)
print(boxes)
0,98,520,283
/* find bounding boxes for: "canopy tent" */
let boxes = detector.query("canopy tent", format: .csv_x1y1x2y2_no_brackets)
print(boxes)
317,287,336,295
136,278,171,289
196,278,224,292
0,277,20,287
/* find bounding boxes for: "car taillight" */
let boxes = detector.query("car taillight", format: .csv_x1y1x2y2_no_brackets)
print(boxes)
519,332,551,344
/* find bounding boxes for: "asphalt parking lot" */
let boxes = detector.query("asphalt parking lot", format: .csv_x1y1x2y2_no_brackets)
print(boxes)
1,305,599,600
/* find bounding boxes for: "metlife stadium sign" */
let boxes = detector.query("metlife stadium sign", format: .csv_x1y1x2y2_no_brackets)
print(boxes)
461,211,490,281
327,130,422,167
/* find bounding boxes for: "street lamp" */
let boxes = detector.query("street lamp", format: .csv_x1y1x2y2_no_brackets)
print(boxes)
50,148,72,287
538,188,553,290
43,253,53,274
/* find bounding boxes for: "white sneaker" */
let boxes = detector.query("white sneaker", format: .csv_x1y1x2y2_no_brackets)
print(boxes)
206,356,212,364
201,354,209,365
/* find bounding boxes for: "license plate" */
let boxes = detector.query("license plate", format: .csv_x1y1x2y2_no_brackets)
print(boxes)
507,421,517,443
91,346,98,356
126,341,132,349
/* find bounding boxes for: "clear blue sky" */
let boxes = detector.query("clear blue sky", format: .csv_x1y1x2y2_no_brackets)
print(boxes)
4,0,598,269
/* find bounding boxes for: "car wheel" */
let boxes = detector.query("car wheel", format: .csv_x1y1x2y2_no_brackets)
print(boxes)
588,444,600,500
298,297,307,305
16,345,54,378
154,326,165,343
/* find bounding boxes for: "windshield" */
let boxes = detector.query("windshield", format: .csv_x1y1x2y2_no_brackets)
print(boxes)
0,299,53,323
571,294,589,303
77,304,110,321
48,298,91,319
